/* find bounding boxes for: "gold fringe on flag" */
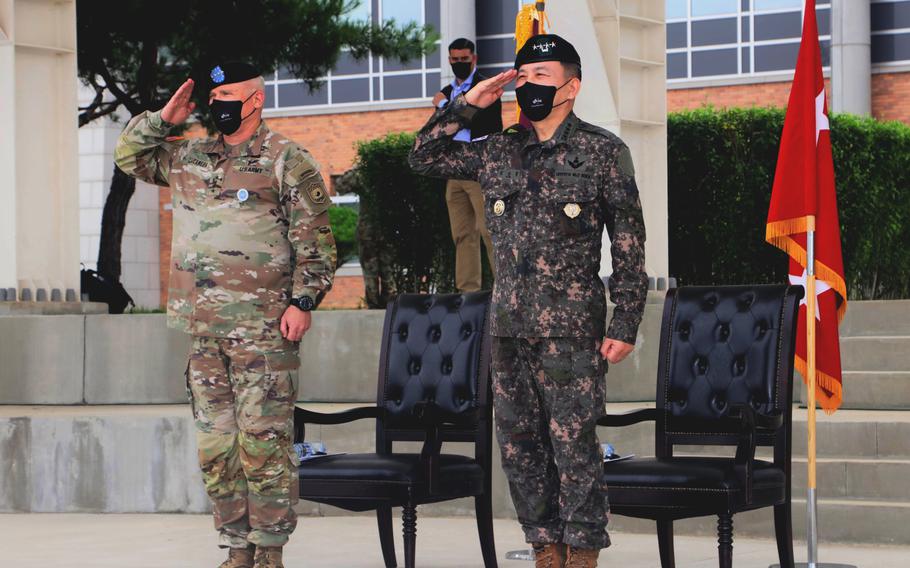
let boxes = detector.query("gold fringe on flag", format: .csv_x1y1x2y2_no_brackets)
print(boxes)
766,217,848,323
794,355,843,414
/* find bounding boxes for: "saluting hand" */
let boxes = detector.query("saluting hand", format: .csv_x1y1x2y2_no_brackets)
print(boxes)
161,78,196,125
464,69,517,110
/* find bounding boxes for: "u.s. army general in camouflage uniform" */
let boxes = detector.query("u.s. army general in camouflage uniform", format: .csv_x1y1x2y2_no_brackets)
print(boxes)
409,35,647,568
115,62,335,568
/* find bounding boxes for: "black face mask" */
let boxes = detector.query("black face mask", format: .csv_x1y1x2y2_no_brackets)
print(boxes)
515,79,572,122
209,91,256,135
451,61,474,81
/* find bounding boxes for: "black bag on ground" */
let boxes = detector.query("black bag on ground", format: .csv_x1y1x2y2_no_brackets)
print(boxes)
80,269,135,314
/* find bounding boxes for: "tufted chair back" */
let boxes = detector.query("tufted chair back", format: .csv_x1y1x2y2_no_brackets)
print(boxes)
376,292,492,439
655,285,803,451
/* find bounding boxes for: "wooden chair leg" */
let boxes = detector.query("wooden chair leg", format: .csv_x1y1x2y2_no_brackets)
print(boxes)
774,503,795,568
475,494,498,568
717,513,733,568
402,502,418,568
657,519,675,568
377,505,398,568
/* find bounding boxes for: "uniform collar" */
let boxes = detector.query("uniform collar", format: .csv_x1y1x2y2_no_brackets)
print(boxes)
202,120,271,158
522,112,579,151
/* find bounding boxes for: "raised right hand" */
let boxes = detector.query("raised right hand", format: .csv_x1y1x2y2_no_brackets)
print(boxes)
464,69,517,109
161,79,196,125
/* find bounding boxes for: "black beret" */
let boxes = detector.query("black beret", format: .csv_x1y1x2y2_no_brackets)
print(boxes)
206,61,260,91
514,34,581,69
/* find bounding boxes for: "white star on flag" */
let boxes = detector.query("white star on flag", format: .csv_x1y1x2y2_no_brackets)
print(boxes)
816,89,829,145
789,269,832,321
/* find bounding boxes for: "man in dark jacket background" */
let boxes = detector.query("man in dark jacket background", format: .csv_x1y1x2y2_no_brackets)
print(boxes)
432,38,503,292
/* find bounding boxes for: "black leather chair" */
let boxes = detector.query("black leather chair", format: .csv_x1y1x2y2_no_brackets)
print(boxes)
600,285,803,568
293,292,497,568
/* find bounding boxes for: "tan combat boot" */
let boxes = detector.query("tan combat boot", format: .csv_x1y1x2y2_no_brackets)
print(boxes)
565,546,599,568
219,546,254,568
252,546,284,568
533,543,567,568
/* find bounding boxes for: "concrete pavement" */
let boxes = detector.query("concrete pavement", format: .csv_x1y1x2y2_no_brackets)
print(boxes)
2,514,906,567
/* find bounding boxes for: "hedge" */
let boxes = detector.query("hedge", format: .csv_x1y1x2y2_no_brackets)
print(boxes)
668,107,910,300
328,206,358,266
354,132,458,294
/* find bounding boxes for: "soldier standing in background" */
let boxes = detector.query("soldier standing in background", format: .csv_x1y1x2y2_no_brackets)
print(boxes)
409,35,648,568
115,62,336,568
333,167,398,308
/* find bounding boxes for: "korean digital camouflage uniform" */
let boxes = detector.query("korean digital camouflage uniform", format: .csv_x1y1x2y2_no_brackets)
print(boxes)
409,85,648,549
333,167,398,308
114,110,336,549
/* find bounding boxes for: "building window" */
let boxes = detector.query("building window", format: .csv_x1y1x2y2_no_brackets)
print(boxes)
474,1,539,84
667,0,832,82
263,0,442,111
871,0,910,66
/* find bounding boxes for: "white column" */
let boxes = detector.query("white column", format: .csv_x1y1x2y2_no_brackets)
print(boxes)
0,0,80,300
831,0,872,115
439,0,476,86
0,9,17,293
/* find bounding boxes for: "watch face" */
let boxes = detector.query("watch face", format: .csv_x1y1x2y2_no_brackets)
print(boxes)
298,296,315,311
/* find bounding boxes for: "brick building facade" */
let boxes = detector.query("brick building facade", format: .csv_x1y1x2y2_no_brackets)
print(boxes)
147,0,910,309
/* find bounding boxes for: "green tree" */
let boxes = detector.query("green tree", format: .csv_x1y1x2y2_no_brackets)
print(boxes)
77,0,437,295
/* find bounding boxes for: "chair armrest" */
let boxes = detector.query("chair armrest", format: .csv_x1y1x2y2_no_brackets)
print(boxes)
728,405,783,430
293,406,383,444
728,404,782,505
597,408,658,428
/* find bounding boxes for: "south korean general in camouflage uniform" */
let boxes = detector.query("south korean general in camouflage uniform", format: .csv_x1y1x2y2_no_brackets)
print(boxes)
409,35,647,568
115,62,336,568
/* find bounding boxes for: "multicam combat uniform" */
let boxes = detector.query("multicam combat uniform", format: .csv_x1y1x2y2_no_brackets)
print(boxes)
115,111,336,549
409,95,648,550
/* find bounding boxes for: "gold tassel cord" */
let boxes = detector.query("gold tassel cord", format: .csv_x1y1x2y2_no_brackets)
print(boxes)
515,2,550,56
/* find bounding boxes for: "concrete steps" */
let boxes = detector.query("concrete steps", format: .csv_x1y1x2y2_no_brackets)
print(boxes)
797,299,910,409
4,403,910,545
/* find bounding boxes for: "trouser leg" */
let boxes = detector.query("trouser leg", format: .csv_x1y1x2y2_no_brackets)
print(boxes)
227,338,301,548
446,179,482,292
492,336,563,545
536,337,610,550
464,179,496,278
187,336,249,549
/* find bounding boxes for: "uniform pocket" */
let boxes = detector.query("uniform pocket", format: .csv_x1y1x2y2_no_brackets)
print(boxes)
551,182,600,238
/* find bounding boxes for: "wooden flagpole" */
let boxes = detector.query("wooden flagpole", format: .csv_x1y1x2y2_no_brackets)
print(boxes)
806,215,819,567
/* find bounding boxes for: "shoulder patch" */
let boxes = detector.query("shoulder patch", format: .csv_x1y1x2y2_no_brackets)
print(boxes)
284,150,329,206
617,145,635,178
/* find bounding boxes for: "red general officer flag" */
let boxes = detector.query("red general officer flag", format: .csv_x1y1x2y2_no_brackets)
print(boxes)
766,0,847,413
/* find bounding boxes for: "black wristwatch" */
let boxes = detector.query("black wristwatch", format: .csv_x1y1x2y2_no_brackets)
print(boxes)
289,296,315,311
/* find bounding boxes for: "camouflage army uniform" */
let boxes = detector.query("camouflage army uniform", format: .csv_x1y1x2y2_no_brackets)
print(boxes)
409,95,648,550
115,110,336,549
334,167,398,308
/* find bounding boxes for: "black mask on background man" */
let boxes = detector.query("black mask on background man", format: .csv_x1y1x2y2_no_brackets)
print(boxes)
210,91,256,135
451,61,473,81
515,80,572,122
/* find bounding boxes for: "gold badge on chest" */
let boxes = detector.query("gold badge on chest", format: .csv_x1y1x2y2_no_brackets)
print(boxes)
563,203,582,219
493,199,506,216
